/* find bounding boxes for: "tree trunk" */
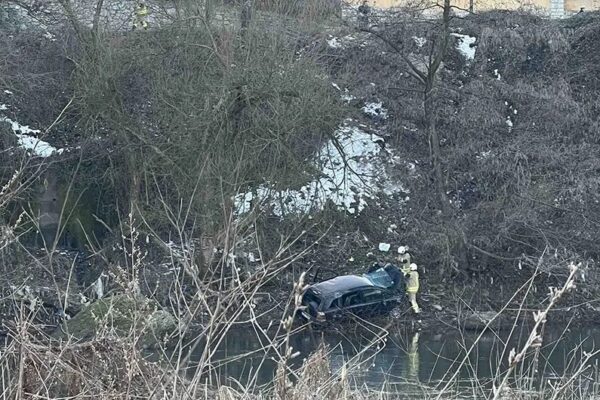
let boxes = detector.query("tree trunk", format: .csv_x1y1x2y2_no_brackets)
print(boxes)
424,89,452,217
58,0,85,41
241,0,252,35
205,0,212,24
92,0,105,37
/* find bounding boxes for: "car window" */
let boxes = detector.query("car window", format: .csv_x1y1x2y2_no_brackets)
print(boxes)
361,288,383,303
302,290,321,310
341,291,363,307
380,289,398,300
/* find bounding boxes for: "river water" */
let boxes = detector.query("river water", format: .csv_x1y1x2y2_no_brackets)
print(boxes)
177,322,600,397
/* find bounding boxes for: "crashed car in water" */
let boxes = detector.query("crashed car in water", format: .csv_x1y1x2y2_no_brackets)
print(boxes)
299,267,404,323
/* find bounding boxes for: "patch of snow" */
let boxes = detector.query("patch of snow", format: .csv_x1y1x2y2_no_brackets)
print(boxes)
378,243,391,252
327,37,342,49
412,36,427,48
513,109,518,115
452,33,477,61
234,122,407,217
0,116,63,157
15,134,63,157
0,104,7,111
235,192,255,214
331,82,342,91
4,90,13,95
506,117,513,132
362,102,388,119
327,34,363,50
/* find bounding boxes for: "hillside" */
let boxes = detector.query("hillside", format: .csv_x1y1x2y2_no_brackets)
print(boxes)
1,1,600,398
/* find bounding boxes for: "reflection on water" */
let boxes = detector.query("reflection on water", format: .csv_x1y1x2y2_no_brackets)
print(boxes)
177,323,600,394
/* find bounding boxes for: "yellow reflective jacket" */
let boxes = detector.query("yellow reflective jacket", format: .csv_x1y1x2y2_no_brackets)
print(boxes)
406,271,419,293
399,253,411,274
136,5,149,17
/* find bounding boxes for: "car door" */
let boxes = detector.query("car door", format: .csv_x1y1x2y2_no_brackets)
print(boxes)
358,288,386,316
339,290,365,317
380,288,402,312
340,287,383,317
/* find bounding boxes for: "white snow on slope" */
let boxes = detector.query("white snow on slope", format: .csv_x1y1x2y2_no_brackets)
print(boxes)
363,102,388,119
0,115,63,157
452,33,477,61
413,36,427,48
327,37,343,49
234,122,406,217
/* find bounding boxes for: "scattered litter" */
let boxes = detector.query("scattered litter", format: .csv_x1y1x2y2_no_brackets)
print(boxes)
432,304,443,311
3,90,13,95
94,275,105,299
341,89,356,102
0,104,7,111
452,33,476,61
331,82,342,91
43,31,56,41
476,150,492,160
493,69,501,80
378,243,391,252
363,102,388,119
341,93,356,102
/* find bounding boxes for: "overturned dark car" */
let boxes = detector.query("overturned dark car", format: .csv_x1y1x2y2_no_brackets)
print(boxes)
299,267,405,323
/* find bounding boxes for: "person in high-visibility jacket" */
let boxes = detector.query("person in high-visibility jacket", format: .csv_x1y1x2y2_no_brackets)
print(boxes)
397,246,411,275
133,2,149,30
406,263,420,314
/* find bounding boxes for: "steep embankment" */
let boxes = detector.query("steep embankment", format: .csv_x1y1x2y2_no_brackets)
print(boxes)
1,3,600,332
293,10,600,325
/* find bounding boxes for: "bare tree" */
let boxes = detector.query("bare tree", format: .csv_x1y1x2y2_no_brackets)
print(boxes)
357,0,470,271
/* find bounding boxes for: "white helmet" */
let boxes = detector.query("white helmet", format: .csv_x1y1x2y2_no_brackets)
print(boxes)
410,263,418,271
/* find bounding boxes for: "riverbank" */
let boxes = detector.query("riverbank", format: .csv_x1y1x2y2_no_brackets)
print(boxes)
2,2,600,398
